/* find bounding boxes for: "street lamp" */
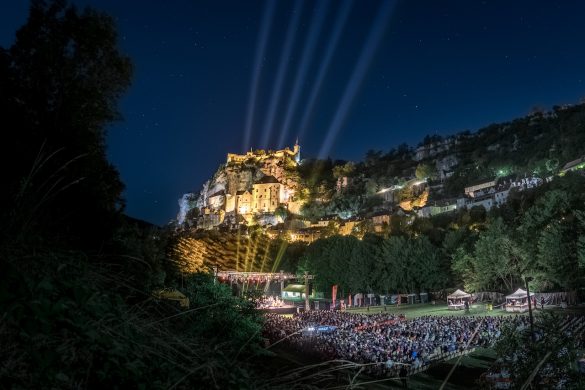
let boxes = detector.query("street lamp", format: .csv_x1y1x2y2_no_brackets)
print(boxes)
525,276,535,341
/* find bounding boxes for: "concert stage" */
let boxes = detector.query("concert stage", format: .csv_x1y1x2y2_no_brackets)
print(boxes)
259,305,298,315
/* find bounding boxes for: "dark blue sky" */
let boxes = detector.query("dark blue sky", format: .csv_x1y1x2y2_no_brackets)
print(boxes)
2,1,585,225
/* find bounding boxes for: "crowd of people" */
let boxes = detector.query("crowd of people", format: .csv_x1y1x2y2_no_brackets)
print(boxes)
263,310,532,377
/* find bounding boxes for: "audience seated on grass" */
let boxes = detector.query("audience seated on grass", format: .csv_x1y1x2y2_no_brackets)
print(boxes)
263,310,533,378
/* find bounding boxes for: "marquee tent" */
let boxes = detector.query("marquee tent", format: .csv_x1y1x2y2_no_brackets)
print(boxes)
447,289,471,310
505,288,534,313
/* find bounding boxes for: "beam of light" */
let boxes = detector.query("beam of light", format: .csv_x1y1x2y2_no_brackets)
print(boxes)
259,235,271,273
235,227,241,272
260,0,305,149
271,240,288,273
245,232,260,273
297,0,352,141
243,0,276,152
277,0,329,149
243,235,251,275
318,0,397,159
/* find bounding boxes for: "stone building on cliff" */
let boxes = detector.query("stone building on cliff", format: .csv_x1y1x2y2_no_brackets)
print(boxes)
192,142,303,228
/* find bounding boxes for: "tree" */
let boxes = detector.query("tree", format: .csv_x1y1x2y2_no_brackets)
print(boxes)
535,221,575,290
408,236,446,292
0,0,133,247
451,247,478,291
415,162,436,180
491,313,583,389
274,205,288,222
332,161,355,179
375,236,409,294
545,158,559,172
577,211,585,270
451,218,526,292
469,205,487,223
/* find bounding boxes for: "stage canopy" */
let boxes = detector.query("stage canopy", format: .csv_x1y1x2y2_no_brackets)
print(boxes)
283,284,306,293
448,289,471,300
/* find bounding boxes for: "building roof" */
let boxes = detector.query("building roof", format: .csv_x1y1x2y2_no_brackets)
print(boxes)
283,284,306,293
255,175,280,185
236,190,251,196
464,178,496,189
506,288,533,299
448,289,471,299
561,156,585,171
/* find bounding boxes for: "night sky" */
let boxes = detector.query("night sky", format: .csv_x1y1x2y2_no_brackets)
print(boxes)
2,1,585,225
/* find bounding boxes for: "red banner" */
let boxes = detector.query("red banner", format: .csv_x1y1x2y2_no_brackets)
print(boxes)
332,285,338,310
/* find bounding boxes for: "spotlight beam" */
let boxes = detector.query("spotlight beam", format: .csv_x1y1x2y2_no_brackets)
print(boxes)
297,0,353,141
277,0,329,148
260,0,305,149
243,0,276,152
318,0,396,159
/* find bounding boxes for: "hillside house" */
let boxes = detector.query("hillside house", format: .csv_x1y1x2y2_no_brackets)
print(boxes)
464,179,496,197
560,156,585,175
416,199,458,218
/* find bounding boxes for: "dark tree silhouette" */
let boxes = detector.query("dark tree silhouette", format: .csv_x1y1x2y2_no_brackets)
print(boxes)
0,0,133,247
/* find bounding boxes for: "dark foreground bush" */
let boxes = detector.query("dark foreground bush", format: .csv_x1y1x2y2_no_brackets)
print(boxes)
0,244,265,389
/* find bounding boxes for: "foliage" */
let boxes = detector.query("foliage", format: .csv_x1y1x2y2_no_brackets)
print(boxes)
274,205,288,222
415,162,437,180
0,246,264,389
0,2,268,388
332,161,355,179
492,312,584,389
449,175,585,293
457,218,527,292
303,233,448,295
0,0,133,248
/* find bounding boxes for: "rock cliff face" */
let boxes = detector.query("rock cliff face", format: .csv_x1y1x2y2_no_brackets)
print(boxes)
193,150,300,212
225,166,258,194
258,157,300,192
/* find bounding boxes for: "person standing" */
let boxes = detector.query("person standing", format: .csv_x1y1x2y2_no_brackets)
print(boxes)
540,296,545,310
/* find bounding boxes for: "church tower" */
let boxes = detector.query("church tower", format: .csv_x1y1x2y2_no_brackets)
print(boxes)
293,138,301,163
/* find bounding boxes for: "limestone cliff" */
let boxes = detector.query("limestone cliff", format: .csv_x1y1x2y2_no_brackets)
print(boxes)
182,145,302,226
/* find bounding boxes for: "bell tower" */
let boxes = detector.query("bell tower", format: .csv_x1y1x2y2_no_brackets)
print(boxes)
293,138,301,163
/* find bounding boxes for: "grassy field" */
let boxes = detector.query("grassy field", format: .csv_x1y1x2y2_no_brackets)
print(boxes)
345,302,516,318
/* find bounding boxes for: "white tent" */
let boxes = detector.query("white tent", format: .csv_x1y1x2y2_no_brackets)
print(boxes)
505,288,533,299
448,289,471,300
447,289,471,310
505,288,534,312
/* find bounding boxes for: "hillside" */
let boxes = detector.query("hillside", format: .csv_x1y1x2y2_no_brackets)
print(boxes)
177,101,585,233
